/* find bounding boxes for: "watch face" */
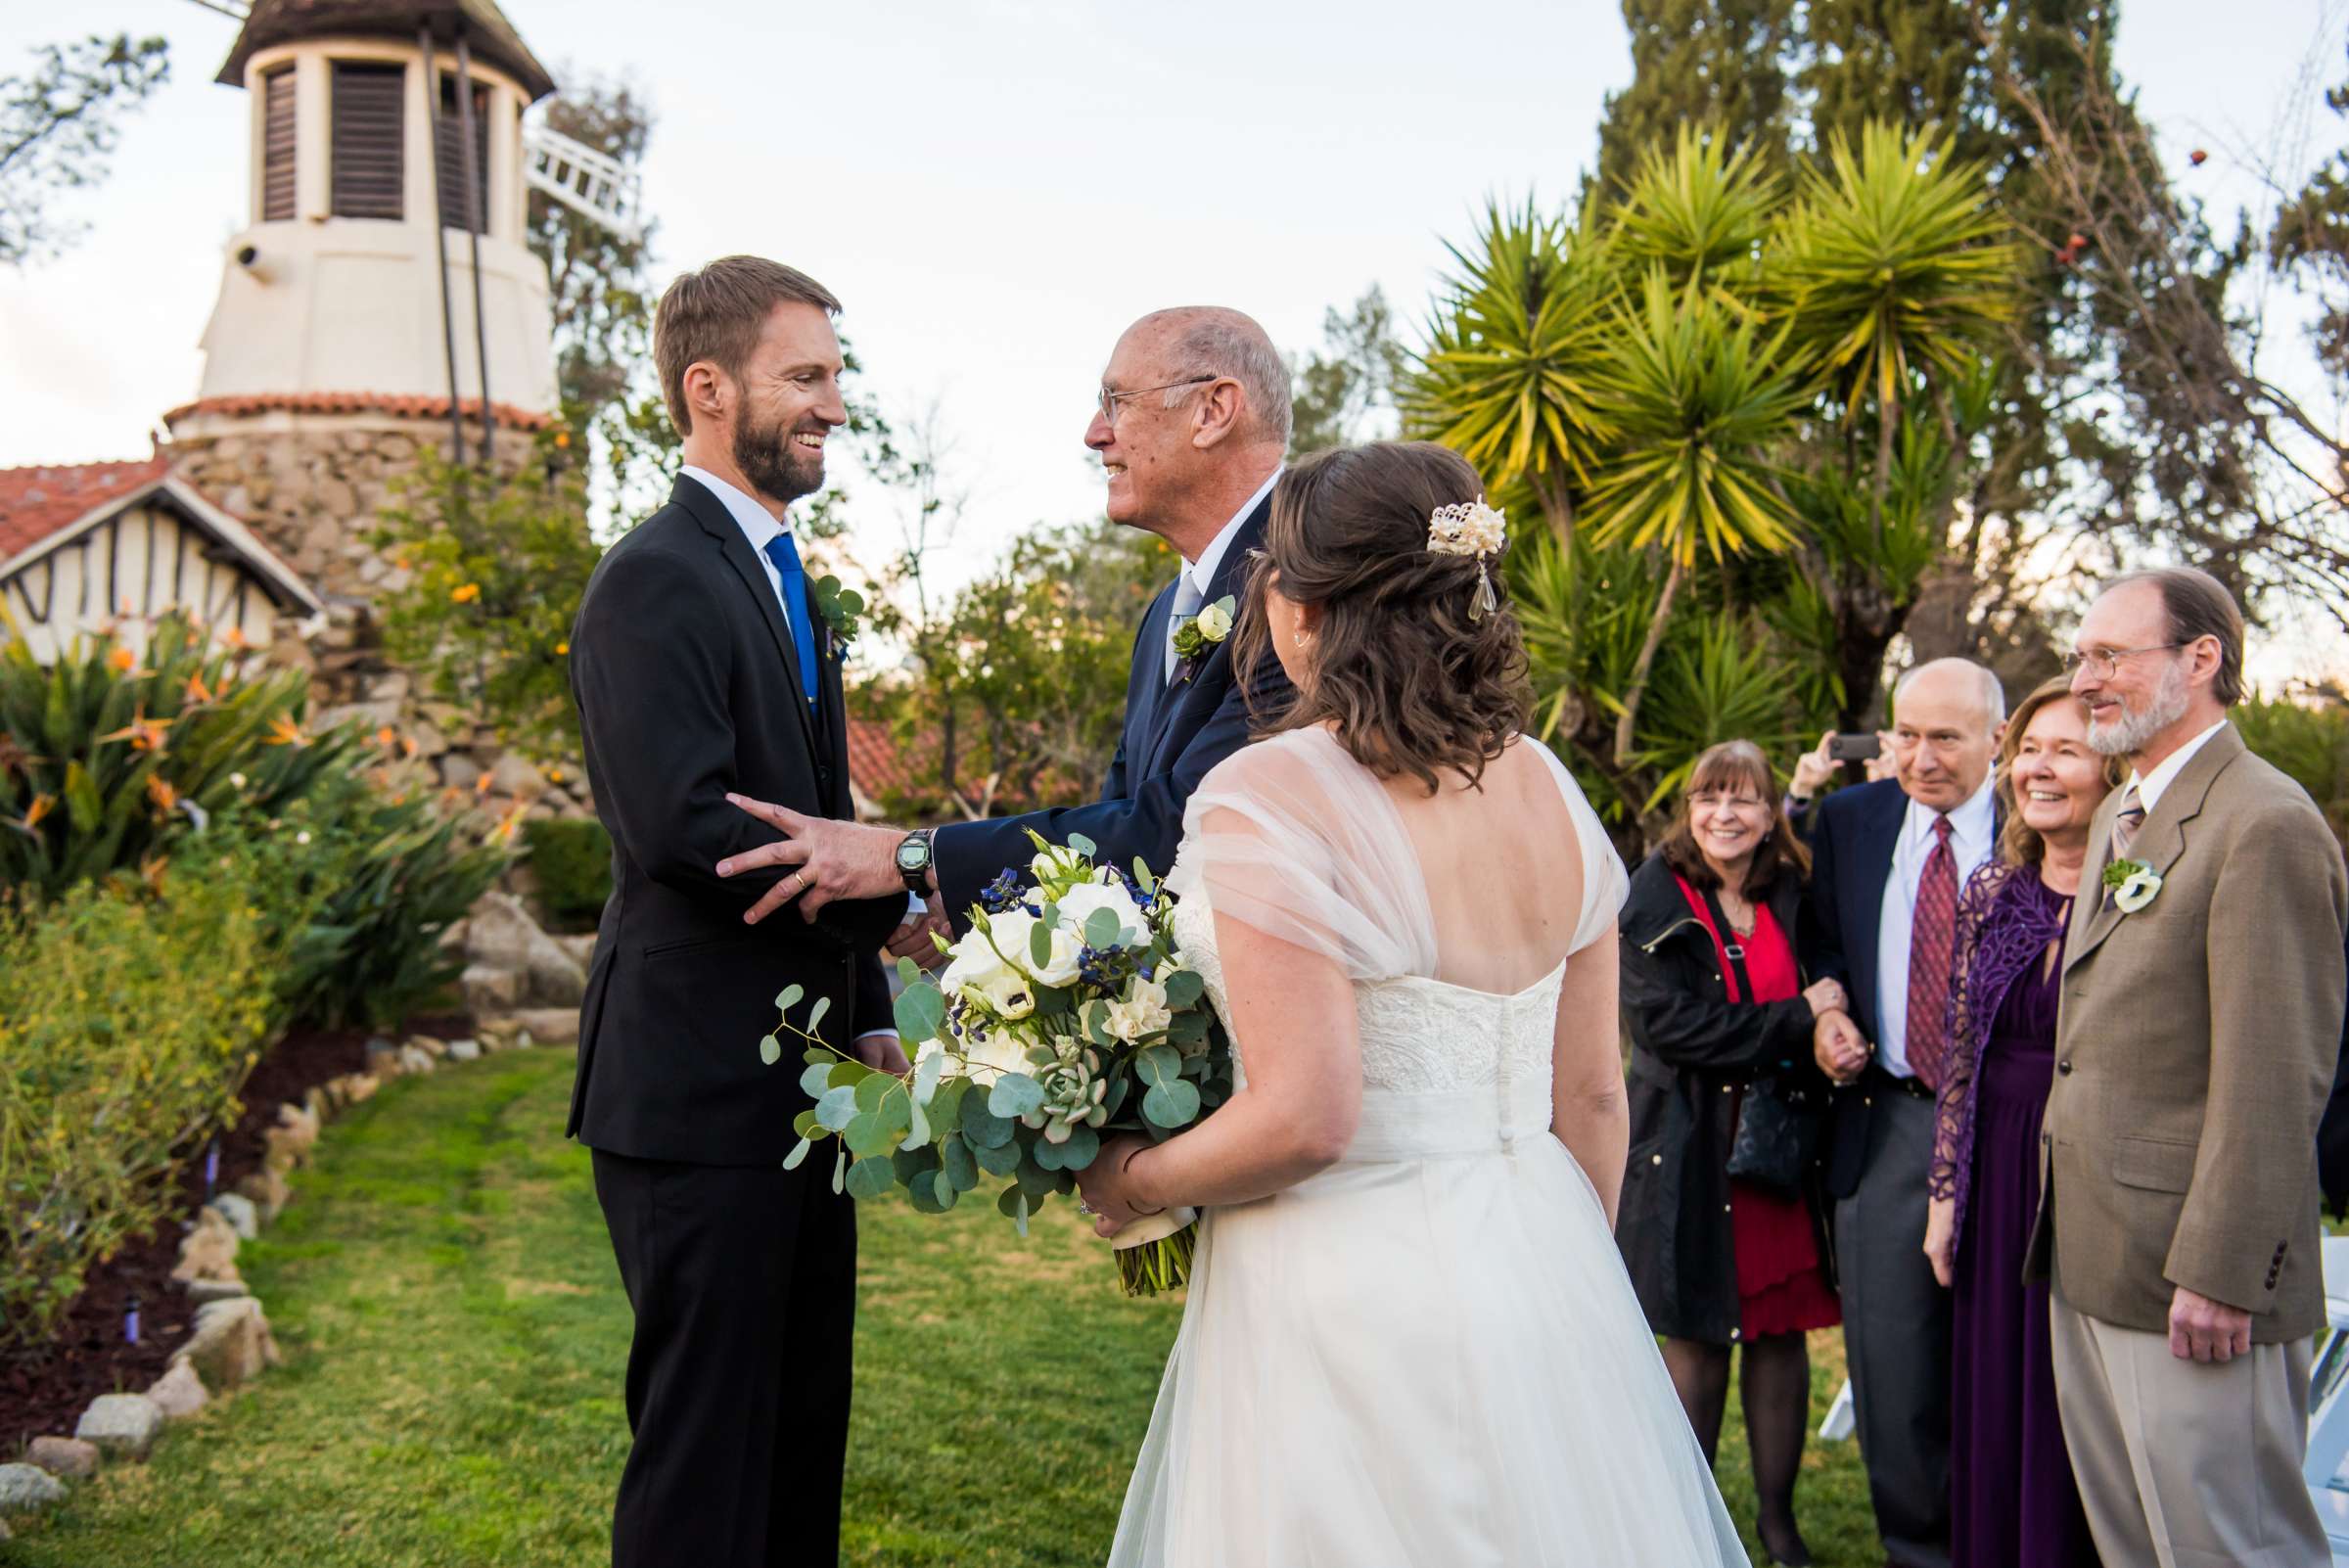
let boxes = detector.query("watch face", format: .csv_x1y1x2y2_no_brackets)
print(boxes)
896,835,928,872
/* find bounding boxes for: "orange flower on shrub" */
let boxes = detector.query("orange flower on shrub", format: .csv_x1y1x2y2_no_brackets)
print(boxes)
100,710,172,752
265,715,308,749
376,726,398,750
221,625,249,650
108,646,137,672
146,775,178,813
19,793,53,830
555,640,570,657
474,772,494,796
184,671,214,704
451,582,482,605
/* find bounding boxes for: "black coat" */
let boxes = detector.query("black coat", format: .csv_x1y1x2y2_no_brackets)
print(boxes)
566,475,902,1166
929,494,1288,919
1616,851,1830,1344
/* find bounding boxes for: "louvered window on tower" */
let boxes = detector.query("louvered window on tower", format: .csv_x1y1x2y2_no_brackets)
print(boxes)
330,62,404,220
435,77,490,235
259,67,297,222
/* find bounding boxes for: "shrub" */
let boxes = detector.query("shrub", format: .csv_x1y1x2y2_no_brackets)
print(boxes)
0,857,283,1349
523,816,611,931
2237,693,2349,849
0,616,349,898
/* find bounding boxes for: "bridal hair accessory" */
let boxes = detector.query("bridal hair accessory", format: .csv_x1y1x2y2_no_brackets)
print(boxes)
1427,495,1506,622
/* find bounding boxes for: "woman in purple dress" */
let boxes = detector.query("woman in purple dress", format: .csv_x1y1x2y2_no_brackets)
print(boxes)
1923,677,2123,1568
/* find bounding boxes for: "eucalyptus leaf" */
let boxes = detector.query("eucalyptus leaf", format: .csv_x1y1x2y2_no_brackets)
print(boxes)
1029,920,1053,968
828,1061,866,1089
843,1111,892,1156
912,1046,944,1105
1143,1079,1203,1128
798,1063,833,1098
1132,855,1156,895
1014,1153,1059,1197
929,1169,959,1210
902,1098,931,1150
973,1136,1023,1177
806,995,831,1034
1067,832,1096,856
1056,1124,1101,1171
897,955,922,986
996,1184,1030,1233
832,1145,847,1195
960,1092,1014,1149
1163,969,1206,1008
759,1034,782,1066
988,1073,1044,1120
792,1108,822,1139
1082,906,1123,949
894,984,945,1041
853,1074,893,1113
939,1133,979,1190
776,984,805,1012
1135,1044,1182,1086
781,1136,811,1172
845,1157,895,1200
929,1076,969,1130
814,1085,858,1131
1034,1136,1071,1173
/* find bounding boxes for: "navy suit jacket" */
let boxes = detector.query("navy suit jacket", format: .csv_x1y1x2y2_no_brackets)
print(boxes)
930,496,1287,921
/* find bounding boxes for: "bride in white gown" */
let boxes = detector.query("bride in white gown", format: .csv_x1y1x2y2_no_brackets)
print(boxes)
1078,441,1749,1568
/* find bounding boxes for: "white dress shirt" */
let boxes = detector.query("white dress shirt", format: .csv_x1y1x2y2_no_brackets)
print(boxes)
1163,469,1279,681
681,464,805,633
1873,776,1999,1077
680,467,897,1043
2129,719,2228,812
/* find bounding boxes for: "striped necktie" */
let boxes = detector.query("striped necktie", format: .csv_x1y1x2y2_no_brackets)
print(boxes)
1906,813,1958,1091
2108,782,2145,862
1164,573,1206,685
760,531,820,707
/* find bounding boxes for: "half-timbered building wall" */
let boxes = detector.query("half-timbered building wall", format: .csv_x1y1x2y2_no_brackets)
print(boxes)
0,499,285,663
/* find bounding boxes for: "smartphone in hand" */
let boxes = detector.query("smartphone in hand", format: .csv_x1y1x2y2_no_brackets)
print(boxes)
1827,732,1881,763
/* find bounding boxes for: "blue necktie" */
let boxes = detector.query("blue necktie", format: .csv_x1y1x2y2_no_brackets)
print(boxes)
760,531,820,707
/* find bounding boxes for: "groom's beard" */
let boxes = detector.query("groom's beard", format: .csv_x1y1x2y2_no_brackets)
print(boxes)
733,410,827,506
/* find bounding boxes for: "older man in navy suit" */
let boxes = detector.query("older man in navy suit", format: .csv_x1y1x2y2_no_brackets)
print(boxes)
717,306,1292,945
1802,658,2007,1568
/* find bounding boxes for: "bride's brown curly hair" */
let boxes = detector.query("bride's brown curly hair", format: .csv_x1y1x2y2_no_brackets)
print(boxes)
1235,440,1532,794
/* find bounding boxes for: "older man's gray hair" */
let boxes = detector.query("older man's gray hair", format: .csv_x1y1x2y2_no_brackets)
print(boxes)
1893,657,2006,726
1146,306,1293,449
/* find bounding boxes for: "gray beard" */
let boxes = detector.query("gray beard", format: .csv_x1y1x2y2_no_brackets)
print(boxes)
2087,660,2189,757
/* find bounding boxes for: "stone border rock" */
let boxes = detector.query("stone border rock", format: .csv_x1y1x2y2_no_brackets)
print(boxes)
0,1007,577,1528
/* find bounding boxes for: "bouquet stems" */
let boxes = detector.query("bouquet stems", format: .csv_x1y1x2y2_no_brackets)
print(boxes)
1111,1205,1199,1297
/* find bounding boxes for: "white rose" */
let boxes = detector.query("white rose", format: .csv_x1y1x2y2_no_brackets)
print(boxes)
2112,867,2163,914
1054,880,1146,945
984,908,1082,988
938,930,1010,996
1193,599,1233,642
1102,974,1174,1044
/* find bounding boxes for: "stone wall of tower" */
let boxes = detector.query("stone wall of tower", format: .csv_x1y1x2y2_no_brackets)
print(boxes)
164,416,594,833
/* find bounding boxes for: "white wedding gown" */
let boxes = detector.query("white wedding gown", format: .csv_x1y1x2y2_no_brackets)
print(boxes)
1107,727,1748,1568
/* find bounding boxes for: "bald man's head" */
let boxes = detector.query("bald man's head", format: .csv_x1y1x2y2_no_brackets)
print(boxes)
1889,657,2005,810
1123,306,1292,449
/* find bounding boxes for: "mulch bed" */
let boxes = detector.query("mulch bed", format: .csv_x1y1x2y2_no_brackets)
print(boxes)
0,1014,469,1455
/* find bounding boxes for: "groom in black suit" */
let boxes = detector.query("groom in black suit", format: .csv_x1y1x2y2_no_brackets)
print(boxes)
720,306,1292,946
567,257,907,1568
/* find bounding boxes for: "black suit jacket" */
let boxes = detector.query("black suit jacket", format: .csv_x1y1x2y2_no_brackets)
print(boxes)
567,474,900,1166
1800,777,2003,1199
930,495,1289,919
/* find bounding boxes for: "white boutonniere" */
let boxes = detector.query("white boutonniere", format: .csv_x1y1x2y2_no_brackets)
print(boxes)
1169,594,1236,682
2101,857,2163,913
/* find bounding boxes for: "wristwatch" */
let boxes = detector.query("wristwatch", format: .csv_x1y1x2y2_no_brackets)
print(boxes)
895,828,936,895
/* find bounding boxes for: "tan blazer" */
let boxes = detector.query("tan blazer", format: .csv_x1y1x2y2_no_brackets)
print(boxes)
2028,723,2349,1341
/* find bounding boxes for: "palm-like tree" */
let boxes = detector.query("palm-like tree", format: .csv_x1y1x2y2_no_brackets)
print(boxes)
1583,270,1812,764
1404,200,1618,541
1608,123,1779,312
1774,121,2022,530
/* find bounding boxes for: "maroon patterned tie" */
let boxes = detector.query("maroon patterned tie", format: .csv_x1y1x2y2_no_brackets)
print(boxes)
1907,814,1958,1091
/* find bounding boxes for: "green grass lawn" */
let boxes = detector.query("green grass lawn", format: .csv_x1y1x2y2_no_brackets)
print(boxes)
3,1048,1879,1566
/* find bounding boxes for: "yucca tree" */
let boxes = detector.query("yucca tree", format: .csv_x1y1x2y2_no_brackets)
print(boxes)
1404,200,1618,540
1608,123,1780,313
1582,270,1812,764
1774,121,2022,532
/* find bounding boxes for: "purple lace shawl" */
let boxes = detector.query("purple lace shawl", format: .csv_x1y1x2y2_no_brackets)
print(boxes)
1927,861,2069,1247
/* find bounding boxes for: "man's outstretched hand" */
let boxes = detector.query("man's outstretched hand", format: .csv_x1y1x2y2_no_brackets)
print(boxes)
716,794,911,923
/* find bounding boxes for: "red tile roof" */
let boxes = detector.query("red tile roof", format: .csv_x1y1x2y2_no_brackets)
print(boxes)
0,456,172,560
162,392,555,432
847,717,918,803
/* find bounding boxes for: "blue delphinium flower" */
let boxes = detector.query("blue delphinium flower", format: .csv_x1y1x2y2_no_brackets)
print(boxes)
979,866,1026,914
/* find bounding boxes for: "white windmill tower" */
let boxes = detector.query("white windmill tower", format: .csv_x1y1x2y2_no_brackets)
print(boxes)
166,0,643,602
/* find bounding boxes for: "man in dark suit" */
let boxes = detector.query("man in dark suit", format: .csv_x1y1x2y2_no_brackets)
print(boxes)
567,256,907,1568
717,306,1291,945
1802,658,2006,1568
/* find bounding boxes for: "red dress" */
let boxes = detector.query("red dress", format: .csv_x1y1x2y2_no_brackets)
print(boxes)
1674,877,1843,1340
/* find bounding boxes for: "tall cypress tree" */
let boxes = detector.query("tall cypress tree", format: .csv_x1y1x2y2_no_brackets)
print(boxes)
1592,0,1796,199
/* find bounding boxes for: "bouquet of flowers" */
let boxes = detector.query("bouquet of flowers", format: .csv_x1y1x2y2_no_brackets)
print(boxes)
761,830,1231,1295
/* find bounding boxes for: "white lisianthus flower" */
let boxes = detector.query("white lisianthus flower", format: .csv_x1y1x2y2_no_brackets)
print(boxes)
2112,866,2163,914
1030,842,1087,883
1192,599,1234,643
1103,973,1174,1044
974,970,1037,1021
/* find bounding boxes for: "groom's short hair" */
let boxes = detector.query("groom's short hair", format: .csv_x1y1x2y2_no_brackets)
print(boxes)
655,256,842,437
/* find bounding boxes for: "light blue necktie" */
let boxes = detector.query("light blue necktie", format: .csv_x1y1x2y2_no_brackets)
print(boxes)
759,531,819,707
1164,573,1205,685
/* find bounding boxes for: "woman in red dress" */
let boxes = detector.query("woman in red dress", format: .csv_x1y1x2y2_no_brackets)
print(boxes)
1618,740,1847,1566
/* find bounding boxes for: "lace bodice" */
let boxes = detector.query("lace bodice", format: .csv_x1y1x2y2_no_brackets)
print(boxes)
1172,884,1568,1159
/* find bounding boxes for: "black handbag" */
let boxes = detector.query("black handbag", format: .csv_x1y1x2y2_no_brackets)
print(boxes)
1700,885,1822,1198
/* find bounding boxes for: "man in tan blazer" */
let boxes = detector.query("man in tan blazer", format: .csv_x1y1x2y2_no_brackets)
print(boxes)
2030,566,2349,1568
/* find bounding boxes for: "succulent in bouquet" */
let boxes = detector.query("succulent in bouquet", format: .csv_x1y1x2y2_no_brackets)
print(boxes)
760,830,1230,1295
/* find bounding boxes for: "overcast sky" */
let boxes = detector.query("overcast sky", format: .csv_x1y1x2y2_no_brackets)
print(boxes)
3,0,2343,679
